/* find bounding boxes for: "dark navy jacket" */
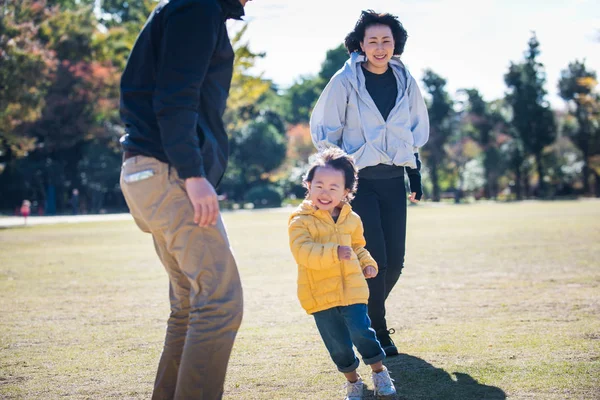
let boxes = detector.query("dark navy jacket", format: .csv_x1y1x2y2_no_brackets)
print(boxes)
120,0,243,185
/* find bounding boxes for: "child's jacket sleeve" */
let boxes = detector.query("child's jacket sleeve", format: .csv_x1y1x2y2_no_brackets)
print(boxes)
289,216,339,270
351,217,378,272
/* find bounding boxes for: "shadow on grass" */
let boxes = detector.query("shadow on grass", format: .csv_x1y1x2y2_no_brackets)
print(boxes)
365,354,506,400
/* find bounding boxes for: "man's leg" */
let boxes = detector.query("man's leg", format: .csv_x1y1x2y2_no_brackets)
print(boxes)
151,234,191,400
121,157,243,399
164,177,243,400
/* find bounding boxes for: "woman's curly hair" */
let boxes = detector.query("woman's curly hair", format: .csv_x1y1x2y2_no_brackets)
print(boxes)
344,10,408,56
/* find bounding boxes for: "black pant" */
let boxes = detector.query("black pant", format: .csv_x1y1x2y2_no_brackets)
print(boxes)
351,176,407,334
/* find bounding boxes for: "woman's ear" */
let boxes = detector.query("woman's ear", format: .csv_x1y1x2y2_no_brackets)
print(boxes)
359,41,365,53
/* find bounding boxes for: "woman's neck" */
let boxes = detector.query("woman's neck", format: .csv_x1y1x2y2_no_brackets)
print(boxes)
363,61,389,75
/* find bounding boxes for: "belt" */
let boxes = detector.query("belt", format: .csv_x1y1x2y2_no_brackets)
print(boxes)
123,150,141,161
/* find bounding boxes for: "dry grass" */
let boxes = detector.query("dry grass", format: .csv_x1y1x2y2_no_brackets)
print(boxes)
1,200,599,399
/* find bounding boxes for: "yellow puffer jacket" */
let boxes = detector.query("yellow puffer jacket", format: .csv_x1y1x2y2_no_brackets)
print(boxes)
288,200,378,314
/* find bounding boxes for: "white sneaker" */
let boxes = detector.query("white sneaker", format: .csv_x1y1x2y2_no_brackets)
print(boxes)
372,367,396,397
344,377,364,400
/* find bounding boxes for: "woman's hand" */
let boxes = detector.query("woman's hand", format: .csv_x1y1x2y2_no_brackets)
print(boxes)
408,192,420,203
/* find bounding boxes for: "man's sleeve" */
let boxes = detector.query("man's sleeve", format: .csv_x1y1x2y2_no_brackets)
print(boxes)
152,2,220,179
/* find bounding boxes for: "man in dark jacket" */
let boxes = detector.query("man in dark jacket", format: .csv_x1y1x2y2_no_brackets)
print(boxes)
119,0,252,398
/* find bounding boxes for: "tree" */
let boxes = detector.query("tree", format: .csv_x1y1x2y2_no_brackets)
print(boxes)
282,43,349,124
459,89,504,198
223,24,270,132
505,33,556,197
219,24,287,201
0,1,57,160
0,0,58,209
558,60,599,195
422,69,454,202
319,44,348,82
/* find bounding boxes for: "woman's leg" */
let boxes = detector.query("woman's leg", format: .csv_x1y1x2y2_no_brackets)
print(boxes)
351,179,388,334
378,176,408,299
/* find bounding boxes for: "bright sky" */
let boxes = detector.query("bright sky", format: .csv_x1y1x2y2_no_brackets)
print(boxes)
232,0,600,109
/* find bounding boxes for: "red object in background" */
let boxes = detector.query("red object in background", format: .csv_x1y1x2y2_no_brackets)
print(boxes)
20,200,31,218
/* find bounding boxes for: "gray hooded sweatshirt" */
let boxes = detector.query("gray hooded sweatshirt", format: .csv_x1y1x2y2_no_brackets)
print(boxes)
310,52,429,170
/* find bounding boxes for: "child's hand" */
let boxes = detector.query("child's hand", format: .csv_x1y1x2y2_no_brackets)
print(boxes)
337,245,352,261
363,266,377,278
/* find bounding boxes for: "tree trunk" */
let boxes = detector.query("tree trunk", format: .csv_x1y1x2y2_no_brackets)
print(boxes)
523,172,530,199
514,166,522,201
582,149,591,196
431,160,440,202
595,171,600,198
535,152,546,198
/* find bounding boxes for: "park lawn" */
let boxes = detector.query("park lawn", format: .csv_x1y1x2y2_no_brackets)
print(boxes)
1,201,599,399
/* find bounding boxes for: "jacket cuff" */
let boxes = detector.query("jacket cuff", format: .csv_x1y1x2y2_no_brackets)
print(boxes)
331,244,340,263
176,163,206,180
406,168,423,200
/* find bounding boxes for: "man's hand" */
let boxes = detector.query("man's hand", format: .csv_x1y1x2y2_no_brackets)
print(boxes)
363,265,377,278
185,177,219,227
337,245,352,261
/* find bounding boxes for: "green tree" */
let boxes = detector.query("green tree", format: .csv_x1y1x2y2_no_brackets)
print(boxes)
0,0,123,212
319,44,348,82
232,116,287,194
422,69,454,202
558,60,599,195
459,89,504,198
282,43,349,124
219,24,287,201
282,77,322,124
224,24,270,132
0,0,58,209
505,33,557,198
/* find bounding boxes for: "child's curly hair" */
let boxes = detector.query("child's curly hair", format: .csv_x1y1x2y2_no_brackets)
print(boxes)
344,10,408,56
303,147,359,201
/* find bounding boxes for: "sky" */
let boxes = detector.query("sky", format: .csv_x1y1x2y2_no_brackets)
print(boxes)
230,0,600,109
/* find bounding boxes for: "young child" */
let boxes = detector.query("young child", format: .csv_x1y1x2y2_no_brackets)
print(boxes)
20,200,31,225
288,148,396,399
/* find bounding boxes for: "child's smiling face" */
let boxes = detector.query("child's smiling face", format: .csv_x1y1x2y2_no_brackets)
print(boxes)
307,166,349,214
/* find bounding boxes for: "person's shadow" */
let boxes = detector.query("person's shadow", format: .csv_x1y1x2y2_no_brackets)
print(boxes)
362,353,506,400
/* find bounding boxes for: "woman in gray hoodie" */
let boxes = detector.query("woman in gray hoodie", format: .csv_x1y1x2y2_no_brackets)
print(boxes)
310,10,429,358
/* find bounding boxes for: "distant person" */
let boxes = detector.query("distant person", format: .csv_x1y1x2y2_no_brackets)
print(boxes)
20,200,31,225
118,0,252,398
70,189,79,215
310,10,430,356
288,148,396,400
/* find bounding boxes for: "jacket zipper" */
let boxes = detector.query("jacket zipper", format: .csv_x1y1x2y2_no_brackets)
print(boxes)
333,214,345,304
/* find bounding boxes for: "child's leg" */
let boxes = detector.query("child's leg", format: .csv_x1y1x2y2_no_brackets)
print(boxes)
344,370,360,383
340,304,386,367
369,361,384,373
342,305,397,395
313,307,361,380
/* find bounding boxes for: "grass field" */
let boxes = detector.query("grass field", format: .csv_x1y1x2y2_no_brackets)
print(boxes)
1,201,599,399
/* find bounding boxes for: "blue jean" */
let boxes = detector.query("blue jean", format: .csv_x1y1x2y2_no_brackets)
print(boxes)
313,304,386,373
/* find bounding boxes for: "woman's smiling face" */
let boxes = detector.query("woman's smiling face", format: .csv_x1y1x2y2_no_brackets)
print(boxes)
360,24,395,73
